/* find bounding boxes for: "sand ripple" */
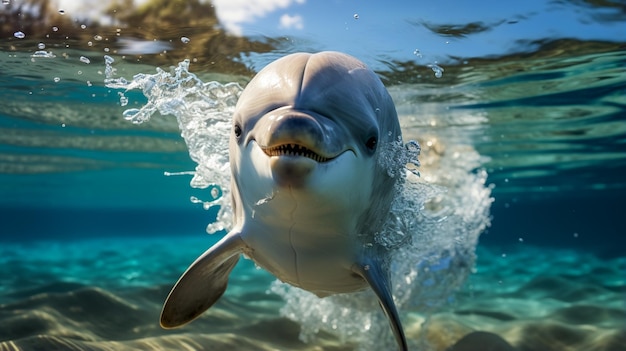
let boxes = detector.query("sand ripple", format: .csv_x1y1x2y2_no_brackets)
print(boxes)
1,246,624,350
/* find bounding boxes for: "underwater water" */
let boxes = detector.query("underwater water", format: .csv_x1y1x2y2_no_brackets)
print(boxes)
1,1,625,350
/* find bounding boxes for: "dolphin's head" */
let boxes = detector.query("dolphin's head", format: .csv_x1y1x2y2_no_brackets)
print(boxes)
230,51,402,236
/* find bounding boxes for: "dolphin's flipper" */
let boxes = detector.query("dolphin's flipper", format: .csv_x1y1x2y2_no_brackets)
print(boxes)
160,232,244,328
354,258,408,351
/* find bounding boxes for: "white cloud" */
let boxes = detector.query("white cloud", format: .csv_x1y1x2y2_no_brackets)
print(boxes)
212,0,305,35
279,14,304,30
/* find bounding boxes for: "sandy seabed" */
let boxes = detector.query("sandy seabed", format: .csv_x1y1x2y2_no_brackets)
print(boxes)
0,240,624,351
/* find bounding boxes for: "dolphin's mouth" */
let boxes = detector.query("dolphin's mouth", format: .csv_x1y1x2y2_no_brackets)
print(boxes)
262,143,332,163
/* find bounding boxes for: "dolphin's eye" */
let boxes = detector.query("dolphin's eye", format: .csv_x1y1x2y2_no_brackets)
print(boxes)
234,124,242,139
365,136,378,152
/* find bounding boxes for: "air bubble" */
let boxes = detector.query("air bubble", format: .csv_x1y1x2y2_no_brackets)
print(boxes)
79,56,90,64
94,35,103,41
38,42,45,49
13,31,25,39
52,26,58,32
58,9,65,15
53,77,60,83
353,14,359,19
181,36,190,44
2,0,10,5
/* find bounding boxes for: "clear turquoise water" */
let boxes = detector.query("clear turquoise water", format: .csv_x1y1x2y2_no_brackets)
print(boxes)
1,1,625,350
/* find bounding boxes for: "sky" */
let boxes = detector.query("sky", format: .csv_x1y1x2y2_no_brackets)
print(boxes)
51,0,626,66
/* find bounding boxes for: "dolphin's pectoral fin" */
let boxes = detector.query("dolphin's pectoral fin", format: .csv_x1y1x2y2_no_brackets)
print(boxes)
160,233,244,329
354,258,408,351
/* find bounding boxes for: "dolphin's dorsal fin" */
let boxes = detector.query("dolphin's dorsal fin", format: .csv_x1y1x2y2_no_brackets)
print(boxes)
354,257,408,351
160,232,244,328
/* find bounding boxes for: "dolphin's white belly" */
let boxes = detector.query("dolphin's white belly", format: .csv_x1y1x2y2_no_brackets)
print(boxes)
240,193,367,296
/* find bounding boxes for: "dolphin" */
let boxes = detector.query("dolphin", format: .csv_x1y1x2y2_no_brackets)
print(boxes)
160,51,408,350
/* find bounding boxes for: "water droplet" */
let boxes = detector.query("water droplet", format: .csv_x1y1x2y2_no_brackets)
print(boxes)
427,63,444,78
119,94,128,106
79,56,90,64
13,31,25,39
31,50,56,58
37,42,45,49
353,13,359,19
122,108,140,120
181,36,190,44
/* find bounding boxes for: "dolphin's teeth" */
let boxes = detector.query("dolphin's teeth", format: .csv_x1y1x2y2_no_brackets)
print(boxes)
263,143,331,162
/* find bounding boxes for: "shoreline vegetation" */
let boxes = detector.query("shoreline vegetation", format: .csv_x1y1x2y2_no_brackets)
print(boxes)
1,0,276,75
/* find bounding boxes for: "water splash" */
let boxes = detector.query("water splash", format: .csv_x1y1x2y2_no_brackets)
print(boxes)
105,58,491,349
105,56,242,233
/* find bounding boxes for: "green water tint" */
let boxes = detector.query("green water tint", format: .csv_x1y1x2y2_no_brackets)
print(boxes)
104,56,492,350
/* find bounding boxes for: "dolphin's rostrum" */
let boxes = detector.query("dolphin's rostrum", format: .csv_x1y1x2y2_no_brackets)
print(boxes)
160,51,409,350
